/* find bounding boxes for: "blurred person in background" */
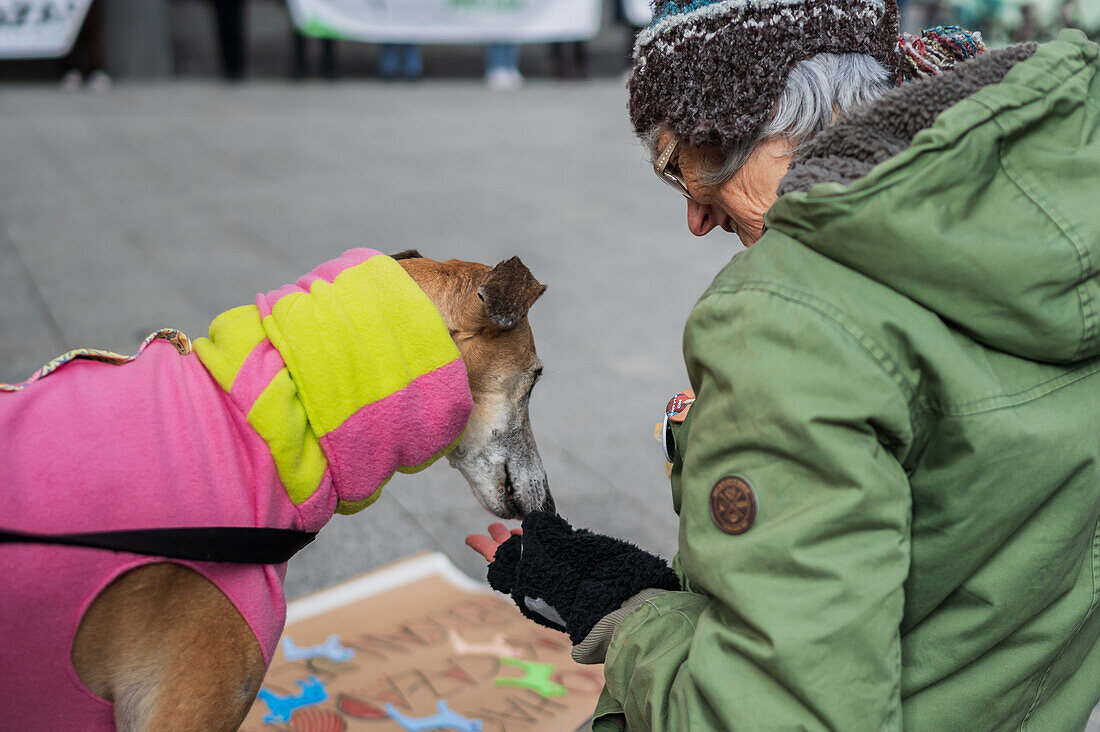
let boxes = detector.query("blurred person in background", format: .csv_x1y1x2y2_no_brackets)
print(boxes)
1012,1,1043,41
378,43,422,80
954,0,1007,44
210,0,247,80
613,0,645,68
468,0,1100,729
1060,0,1077,27
549,40,588,78
918,0,952,26
485,42,522,89
59,0,110,91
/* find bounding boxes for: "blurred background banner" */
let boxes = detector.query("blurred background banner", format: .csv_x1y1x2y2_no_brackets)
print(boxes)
287,0,603,43
0,0,93,58
948,0,1100,25
900,0,1098,43
621,0,651,28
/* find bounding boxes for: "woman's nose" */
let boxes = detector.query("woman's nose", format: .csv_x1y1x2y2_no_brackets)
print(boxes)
687,200,719,237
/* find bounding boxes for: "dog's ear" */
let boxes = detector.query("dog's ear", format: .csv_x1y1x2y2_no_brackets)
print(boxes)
476,256,547,330
390,249,423,260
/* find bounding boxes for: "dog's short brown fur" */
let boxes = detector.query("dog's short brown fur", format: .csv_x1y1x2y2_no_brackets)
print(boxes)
69,254,550,731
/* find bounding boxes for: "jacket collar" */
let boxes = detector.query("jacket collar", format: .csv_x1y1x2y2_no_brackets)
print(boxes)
778,42,1039,197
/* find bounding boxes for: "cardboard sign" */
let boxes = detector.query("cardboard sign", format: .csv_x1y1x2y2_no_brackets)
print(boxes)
241,553,604,731
286,0,602,44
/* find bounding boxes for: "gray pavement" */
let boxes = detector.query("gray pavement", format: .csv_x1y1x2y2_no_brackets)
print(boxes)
0,79,734,594
4,80,1099,730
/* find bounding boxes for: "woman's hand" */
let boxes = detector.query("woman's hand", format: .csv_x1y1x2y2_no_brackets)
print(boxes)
464,522,522,562
463,511,681,645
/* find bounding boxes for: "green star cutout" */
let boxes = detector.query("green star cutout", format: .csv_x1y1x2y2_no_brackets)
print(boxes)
493,658,567,698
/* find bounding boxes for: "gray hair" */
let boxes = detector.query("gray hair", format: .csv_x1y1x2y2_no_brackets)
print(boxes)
649,53,891,186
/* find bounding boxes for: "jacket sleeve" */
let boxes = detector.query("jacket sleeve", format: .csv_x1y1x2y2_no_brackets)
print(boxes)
596,286,915,731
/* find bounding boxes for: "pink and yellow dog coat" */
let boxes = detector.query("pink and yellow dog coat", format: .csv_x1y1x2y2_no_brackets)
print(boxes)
0,249,473,729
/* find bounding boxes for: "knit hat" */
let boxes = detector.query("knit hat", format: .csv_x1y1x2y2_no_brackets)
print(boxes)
628,0,901,150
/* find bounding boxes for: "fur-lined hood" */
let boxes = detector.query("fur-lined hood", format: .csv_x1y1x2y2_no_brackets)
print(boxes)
778,42,1038,197
767,30,1100,364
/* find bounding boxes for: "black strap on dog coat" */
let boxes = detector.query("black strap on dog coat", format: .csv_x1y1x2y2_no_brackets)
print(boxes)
0,526,317,564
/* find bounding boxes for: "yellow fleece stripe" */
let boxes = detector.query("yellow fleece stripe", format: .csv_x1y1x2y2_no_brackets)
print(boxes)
192,305,268,393
247,367,328,505
264,255,459,436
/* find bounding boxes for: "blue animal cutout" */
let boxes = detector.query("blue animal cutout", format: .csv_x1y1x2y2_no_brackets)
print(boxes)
385,700,483,732
282,634,356,663
258,675,328,723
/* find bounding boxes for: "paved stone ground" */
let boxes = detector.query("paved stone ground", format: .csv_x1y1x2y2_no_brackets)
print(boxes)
0,79,731,594
3,80,1098,729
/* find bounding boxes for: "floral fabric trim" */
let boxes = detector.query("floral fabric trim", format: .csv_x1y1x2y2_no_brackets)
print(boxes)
0,329,192,392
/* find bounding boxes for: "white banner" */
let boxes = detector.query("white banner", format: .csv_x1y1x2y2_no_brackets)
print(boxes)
623,0,652,28
288,0,602,44
0,0,92,59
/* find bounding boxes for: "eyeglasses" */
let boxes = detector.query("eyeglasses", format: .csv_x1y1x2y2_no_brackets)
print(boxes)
654,137,693,200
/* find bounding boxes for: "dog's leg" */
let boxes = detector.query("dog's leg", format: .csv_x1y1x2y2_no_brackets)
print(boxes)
73,563,266,732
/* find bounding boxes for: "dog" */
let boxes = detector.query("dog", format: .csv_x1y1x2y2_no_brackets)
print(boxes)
0,249,552,731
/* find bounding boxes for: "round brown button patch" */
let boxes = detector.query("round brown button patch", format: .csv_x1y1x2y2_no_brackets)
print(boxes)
710,476,757,535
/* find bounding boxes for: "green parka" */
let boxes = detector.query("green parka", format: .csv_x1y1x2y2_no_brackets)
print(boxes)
595,31,1100,731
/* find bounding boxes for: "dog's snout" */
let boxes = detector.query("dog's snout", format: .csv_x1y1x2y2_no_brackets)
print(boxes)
538,485,556,515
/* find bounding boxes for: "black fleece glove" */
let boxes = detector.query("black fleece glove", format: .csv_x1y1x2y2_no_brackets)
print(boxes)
487,511,681,645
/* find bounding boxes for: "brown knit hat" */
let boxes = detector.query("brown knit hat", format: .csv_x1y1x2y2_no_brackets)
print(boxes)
629,0,901,150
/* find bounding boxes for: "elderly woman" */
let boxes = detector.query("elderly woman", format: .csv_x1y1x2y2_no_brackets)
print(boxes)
468,1,1100,729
